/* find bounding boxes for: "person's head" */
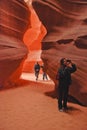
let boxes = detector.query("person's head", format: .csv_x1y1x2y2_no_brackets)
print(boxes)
60,58,67,66
66,59,71,66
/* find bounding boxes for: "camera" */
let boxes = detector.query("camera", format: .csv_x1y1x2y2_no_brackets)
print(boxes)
67,59,71,63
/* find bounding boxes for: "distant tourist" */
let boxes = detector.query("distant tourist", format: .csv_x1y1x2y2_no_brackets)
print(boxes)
41,64,48,80
34,62,40,80
56,58,77,112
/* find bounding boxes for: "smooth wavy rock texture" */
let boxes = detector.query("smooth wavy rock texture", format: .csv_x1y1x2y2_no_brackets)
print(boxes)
0,0,30,86
23,6,46,72
32,0,87,105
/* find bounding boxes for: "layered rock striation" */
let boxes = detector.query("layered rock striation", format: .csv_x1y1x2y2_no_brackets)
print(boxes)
32,0,87,105
0,0,30,86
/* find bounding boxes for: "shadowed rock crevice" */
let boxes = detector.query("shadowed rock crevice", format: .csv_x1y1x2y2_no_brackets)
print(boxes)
75,38,87,49
57,39,74,44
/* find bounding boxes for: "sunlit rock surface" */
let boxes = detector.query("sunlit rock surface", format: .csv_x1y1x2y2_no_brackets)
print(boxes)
0,0,30,86
23,6,46,72
32,0,87,105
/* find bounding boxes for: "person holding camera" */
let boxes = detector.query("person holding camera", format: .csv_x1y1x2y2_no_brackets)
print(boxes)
56,58,77,112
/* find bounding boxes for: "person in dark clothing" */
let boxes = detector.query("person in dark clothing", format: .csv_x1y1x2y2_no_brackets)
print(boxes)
56,58,77,112
41,64,48,80
34,62,40,80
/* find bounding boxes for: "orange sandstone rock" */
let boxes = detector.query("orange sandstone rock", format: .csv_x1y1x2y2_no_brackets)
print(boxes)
32,0,87,105
0,0,30,86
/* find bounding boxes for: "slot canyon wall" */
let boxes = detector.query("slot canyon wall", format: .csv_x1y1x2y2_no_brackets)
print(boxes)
32,0,87,106
0,0,87,106
23,5,46,72
0,0,30,86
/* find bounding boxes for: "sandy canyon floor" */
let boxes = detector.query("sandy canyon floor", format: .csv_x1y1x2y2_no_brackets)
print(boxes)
0,73,87,130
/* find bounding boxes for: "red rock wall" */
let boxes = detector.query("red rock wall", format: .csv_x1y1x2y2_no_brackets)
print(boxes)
23,6,46,72
0,0,30,86
32,0,87,105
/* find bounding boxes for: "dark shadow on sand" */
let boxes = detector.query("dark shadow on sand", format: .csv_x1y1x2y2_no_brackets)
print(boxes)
63,106,82,114
44,89,87,107
0,79,31,92
0,78,52,92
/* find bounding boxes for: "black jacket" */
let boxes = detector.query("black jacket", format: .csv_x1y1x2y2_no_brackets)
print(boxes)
58,64,77,86
34,64,40,72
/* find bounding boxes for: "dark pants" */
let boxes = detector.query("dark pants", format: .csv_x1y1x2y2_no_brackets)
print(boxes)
58,83,69,109
35,71,39,80
43,72,48,80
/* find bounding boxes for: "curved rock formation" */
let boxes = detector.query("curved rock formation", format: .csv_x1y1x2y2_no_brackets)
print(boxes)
32,0,87,105
23,6,46,72
0,0,30,86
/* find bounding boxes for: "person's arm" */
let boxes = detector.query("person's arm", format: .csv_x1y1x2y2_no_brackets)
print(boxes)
68,63,77,73
58,68,66,78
